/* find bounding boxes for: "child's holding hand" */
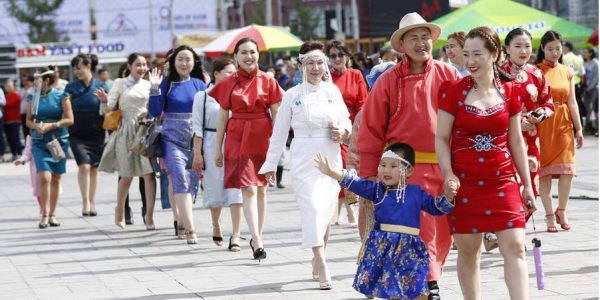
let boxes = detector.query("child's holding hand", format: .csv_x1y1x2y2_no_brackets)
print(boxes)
315,143,455,300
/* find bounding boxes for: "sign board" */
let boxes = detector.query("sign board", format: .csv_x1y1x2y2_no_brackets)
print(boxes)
96,0,218,54
56,0,92,44
0,2,30,47
365,0,450,37
15,41,128,68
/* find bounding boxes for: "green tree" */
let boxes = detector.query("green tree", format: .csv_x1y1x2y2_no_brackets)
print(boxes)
248,0,266,25
8,0,65,43
290,0,320,40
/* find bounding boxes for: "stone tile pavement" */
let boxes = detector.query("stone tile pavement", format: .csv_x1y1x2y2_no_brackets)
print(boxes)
0,137,597,299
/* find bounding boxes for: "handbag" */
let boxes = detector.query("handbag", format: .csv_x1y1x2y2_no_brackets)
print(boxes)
46,138,65,160
128,120,149,154
141,119,163,158
185,148,194,170
141,81,168,158
102,79,124,130
103,109,121,130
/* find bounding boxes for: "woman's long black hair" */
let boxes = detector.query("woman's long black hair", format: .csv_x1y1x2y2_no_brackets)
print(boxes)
166,45,205,84
535,30,563,64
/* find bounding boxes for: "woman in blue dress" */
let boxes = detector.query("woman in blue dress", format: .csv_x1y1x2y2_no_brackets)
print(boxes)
149,45,206,244
65,54,108,216
315,143,457,300
26,66,74,229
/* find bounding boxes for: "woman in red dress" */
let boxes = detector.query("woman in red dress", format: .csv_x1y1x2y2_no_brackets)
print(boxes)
326,40,367,226
436,27,536,299
499,28,554,200
211,38,283,260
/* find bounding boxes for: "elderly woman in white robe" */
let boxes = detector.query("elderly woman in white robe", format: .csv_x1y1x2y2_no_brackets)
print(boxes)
259,41,351,290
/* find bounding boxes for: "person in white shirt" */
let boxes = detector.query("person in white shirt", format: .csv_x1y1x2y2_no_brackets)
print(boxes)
259,41,352,290
191,58,243,251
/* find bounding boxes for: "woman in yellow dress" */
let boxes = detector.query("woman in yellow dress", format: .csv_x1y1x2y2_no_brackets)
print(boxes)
535,30,584,232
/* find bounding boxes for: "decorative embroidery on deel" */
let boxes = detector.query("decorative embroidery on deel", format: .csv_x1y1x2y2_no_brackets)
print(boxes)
472,134,497,152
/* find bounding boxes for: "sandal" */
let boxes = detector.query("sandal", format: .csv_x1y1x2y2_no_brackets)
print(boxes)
39,215,49,229
186,230,198,244
228,236,241,252
555,208,571,231
545,214,558,233
250,239,267,261
48,215,61,227
178,226,187,240
212,225,223,246
319,280,332,290
318,263,332,290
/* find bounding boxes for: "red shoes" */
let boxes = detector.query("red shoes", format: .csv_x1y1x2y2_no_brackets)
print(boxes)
555,208,571,231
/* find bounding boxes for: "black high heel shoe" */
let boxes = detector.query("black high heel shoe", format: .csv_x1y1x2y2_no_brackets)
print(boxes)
250,239,267,261
48,215,61,227
39,215,49,229
253,248,267,261
228,236,241,252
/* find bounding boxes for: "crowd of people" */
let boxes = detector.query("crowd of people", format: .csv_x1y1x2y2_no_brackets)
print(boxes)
1,11,597,300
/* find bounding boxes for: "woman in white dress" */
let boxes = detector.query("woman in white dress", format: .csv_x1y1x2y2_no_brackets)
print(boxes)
259,41,351,290
97,53,157,230
191,58,243,251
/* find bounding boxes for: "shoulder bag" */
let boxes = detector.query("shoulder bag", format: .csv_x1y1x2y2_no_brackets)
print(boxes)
141,119,163,158
102,80,123,130
141,81,167,158
128,120,149,155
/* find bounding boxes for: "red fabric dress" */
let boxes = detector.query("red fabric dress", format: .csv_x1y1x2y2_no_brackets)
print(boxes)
499,60,554,196
439,76,527,233
357,58,460,281
332,68,367,197
209,68,284,188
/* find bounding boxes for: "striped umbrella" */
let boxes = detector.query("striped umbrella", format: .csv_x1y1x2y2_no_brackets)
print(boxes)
588,29,598,46
431,0,594,49
201,24,303,58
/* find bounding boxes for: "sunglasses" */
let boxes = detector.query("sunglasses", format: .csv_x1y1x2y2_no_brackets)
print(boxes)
328,53,345,60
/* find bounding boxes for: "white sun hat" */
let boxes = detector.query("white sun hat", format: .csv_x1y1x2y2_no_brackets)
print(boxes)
390,12,441,52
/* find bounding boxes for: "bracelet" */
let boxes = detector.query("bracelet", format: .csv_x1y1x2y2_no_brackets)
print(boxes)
55,122,60,129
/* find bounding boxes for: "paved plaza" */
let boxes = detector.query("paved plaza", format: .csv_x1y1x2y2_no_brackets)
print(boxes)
0,138,598,299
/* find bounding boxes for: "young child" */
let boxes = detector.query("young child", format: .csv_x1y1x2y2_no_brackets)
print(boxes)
13,135,42,215
315,142,457,300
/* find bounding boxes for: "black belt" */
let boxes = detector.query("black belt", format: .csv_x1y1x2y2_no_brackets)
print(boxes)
205,128,216,132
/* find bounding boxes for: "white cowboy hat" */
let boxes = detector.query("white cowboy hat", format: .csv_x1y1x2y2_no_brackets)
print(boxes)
390,12,441,52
